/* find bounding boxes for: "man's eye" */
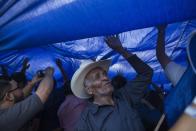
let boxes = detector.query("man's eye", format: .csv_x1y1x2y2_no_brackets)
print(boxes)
95,74,100,79
103,71,107,76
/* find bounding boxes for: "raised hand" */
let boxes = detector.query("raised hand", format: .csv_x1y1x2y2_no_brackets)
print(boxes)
104,35,124,52
45,67,54,76
31,74,43,84
22,57,30,70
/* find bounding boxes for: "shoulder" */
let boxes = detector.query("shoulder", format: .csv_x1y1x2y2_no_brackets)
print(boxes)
78,102,95,119
58,95,87,114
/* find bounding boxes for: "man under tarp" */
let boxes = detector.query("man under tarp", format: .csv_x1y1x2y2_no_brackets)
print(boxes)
71,35,153,131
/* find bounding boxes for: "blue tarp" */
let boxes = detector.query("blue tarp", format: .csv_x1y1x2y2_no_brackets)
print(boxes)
0,21,196,90
0,0,196,88
1,0,196,50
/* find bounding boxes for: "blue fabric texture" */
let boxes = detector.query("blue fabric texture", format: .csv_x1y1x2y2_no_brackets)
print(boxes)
0,0,196,51
0,21,195,89
164,32,196,127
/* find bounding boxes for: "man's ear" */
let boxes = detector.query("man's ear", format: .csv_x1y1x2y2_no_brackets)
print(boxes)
4,93,15,102
84,79,94,95
85,87,94,95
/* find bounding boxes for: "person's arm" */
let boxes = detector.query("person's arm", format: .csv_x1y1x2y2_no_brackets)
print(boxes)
105,35,134,59
55,59,68,83
105,35,153,105
0,67,54,131
22,74,42,98
20,58,30,74
156,25,171,69
105,35,153,77
35,67,54,103
0,94,44,131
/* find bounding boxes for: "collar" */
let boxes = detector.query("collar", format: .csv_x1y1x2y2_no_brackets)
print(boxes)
88,94,120,114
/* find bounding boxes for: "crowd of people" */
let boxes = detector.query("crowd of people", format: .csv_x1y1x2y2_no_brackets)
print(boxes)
0,26,195,131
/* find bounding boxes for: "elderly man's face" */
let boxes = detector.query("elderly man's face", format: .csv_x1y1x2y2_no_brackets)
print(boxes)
84,67,113,97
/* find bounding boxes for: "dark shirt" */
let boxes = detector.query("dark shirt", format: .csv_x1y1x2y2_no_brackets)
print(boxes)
75,55,153,131
0,94,43,131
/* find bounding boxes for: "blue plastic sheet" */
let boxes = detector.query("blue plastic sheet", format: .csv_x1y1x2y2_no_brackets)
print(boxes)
0,1,195,86
0,0,196,51
164,64,196,127
0,21,196,89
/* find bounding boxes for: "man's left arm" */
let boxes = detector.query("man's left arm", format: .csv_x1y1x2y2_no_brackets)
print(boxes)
124,54,153,105
105,35,153,105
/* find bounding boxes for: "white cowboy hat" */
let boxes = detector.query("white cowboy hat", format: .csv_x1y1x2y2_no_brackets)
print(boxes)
71,59,111,99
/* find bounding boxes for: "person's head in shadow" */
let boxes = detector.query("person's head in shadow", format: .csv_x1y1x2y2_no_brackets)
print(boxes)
111,73,127,90
0,75,10,81
0,79,24,107
11,72,26,89
10,57,30,89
